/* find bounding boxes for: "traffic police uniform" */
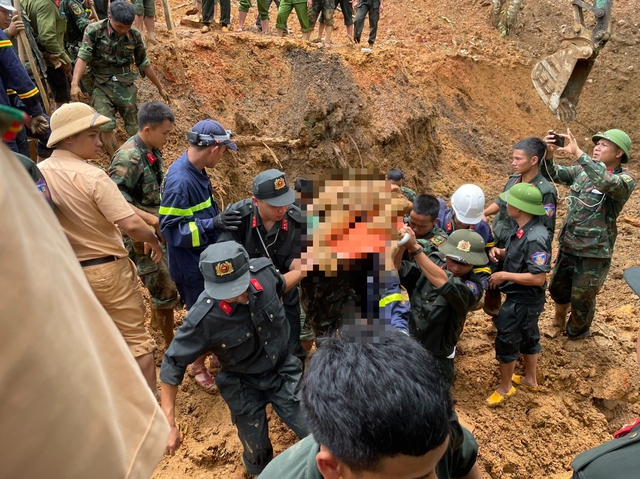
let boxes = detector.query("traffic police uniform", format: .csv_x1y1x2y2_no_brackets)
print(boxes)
399,230,486,388
160,243,308,476
218,170,306,362
542,134,635,339
110,134,180,334
494,212,551,365
159,122,231,309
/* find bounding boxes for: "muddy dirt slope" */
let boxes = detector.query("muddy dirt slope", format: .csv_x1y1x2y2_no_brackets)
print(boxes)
130,0,640,477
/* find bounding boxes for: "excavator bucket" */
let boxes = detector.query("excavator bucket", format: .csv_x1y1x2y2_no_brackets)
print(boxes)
531,37,596,122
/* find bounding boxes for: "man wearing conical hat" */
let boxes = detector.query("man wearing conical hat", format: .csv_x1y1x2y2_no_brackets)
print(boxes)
38,102,164,394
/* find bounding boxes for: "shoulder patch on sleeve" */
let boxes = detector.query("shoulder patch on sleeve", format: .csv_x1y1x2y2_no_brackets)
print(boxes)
36,179,51,202
530,251,548,266
544,203,556,217
71,2,83,15
465,280,479,295
430,235,446,246
620,174,634,184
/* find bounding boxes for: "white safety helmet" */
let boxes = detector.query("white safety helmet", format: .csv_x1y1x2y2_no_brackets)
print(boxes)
451,184,485,225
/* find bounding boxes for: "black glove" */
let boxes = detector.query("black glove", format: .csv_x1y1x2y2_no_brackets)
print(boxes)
213,210,242,231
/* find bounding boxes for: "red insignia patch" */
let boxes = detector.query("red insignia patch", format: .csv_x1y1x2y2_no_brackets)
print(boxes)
219,300,232,315
516,228,524,239
252,215,257,228
250,279,263,291
146,152,156,165
446,222,452,232
281,219,288,231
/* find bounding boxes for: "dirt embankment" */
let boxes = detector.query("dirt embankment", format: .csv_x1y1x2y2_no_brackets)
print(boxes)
136,0,640,477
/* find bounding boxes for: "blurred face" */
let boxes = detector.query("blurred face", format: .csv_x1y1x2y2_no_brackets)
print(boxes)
593,139,624,167
317,437,449,479
512,149,537,175
109,17,132,35
62,127,103,159
409,211,437,238
254,198,287,223
445,257,473,277
0,7,12,29
144,119,174,150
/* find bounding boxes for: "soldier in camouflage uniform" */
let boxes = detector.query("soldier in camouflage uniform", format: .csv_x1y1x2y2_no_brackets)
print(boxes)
394,194,448,297
483,137,557,318
542,128,636,342
307,0,335,47
109,101,178,346
70,0,169,156
59,0,94,94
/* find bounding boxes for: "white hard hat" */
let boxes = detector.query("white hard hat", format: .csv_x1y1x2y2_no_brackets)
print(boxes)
451,184,485,225
0,0,16,11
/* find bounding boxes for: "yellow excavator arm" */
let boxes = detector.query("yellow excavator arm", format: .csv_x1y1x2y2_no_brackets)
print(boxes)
531,0,613,121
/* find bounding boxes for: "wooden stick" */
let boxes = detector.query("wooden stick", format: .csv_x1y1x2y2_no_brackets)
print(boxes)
161,0,186,84
12,0,25,63
90,4,99,21
13,0,51,114
235,137,302,148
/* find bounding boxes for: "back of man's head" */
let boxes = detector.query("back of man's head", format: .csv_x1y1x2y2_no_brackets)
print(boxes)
138,101,175,130
302,333,452,472
387,168,404,182
513,137,546,165
109,0,135,25
412,193,441,219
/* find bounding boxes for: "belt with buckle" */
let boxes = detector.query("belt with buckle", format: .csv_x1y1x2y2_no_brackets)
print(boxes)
80,255,118,268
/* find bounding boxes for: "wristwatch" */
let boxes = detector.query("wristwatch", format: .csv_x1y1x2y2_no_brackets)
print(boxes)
410,247,424,257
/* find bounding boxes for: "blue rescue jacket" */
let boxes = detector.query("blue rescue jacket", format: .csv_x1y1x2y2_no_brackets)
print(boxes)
159,152,220,285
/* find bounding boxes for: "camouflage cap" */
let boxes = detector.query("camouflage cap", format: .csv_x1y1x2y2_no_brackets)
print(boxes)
592,129,631,163
252,169,295,207
438,229,488,266
199,242,251,300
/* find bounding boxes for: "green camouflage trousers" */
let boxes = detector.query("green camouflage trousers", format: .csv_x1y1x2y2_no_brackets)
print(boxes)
93,79,139,135
125,238,180,310
549,250,611,338
308,0,334,29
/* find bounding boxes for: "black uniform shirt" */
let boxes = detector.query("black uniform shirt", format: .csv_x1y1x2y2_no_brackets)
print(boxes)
399,252,483,358
218,198,301,305
499,216,551,303
160,258,290,384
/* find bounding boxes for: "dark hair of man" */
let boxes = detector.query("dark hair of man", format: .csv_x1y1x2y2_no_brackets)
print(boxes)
109,0,135,25
294,177,307,193
138,101,175,129
412,193,441,219
513,137,546,165
387,168,404,182
302,333,452,472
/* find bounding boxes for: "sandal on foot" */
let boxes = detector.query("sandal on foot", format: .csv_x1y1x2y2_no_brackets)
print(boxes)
511,374,539,392
186,364,218,393
487,386,516,407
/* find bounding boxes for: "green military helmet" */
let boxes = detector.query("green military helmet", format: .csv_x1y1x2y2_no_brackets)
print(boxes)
499,183,546,216
592,129,632,163
438,229,488,266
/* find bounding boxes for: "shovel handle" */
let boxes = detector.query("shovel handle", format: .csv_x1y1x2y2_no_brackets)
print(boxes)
398,232,411,246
